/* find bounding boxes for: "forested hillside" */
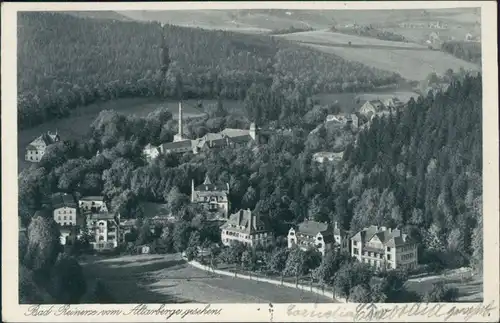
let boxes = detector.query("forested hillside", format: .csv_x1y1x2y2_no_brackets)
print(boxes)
19,73,482,274
18,12,402,129
343,75,482,271
441,41,482,65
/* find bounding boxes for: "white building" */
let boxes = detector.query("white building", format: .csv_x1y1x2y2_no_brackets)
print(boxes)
86,213,120,251
350,225,418,270
220,209,272,247
79,196,108,214
25,131,60,163
287,220,349,256
312,151,344,164
191,175,230,218
51,193,78,227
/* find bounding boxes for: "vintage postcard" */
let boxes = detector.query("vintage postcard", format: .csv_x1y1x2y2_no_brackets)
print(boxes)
2,1,498,322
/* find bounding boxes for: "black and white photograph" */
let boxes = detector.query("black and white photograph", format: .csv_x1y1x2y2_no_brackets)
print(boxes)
2,1,499,322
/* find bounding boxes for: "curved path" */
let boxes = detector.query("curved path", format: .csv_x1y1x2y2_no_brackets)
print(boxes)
81,253,333,304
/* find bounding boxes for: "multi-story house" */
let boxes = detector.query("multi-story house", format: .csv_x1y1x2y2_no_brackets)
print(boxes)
350,225,418,271
86,212,120,251
51,193,78,227
312,151,344,164
359,100,386,119
287,220,349,256
25,131,61,163
220,209,272,247
79,196,108,213
119,219,137,244
191,175,230,218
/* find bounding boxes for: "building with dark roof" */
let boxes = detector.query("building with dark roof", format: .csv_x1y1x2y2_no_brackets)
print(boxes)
191,174,230,217
287,220,349,256
351,225,418,270
220,209,272,247
79,196,108,214
25,131,61,163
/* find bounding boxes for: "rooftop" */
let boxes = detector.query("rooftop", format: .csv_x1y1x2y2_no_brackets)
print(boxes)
221,209,266,234
79,196,105,202
51,193,77,209
160,139,192,150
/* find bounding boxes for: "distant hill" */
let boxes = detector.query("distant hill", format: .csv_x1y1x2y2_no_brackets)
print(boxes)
116,8,480,34
61,11,133,21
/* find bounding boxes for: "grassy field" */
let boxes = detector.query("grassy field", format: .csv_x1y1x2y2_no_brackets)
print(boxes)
277,30,480,81
382,27,481,44
80,253,332,303
406,268,483,302
18,98,242,172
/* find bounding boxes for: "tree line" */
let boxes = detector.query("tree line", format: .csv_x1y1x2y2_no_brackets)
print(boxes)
331,25,408,42
441,41,482,65
18,12,402,130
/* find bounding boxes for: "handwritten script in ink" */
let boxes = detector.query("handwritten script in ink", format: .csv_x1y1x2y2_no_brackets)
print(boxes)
24,304,223,320
287,302,497,322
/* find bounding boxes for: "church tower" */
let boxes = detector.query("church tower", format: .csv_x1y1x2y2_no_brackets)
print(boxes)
173,102,184,142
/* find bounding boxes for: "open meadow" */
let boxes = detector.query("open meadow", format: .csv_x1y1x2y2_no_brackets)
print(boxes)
277,30,480,81
80,254,333,303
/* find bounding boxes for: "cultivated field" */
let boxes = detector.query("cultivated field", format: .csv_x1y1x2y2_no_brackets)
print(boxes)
81,254,333,303
18,98,242,172
278,30,480,81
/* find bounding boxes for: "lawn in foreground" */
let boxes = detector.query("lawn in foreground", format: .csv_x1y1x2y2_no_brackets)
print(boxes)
81,254,333,304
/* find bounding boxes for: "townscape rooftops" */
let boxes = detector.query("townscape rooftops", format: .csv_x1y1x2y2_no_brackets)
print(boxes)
296,220,330,236
87,212,117,221
79,196,105,202
51,193,77,209
219,128,250,138
351,225,413,247
221,209,264,234
194,175,228,192
160,139,192,151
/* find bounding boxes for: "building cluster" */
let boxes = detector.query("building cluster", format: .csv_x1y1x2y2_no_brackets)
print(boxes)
313,96,405,165
49,193,123,251
25,131,61,163
143,102,259,161
287,220,418,271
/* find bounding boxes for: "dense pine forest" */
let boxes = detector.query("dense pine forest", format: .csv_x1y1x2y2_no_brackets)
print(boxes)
441,41,482,65
18,12,402,129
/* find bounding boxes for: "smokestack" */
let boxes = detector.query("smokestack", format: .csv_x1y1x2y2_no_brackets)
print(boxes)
178,102,183,137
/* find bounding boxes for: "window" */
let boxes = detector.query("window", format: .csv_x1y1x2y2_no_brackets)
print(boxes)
387,247,391,252
387,254,392,260
353,248,359,255
64,216,67,220
353,241,358,246
58,216,61,221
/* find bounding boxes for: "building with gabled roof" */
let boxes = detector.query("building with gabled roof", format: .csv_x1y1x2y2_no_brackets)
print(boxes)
79,196,108,214
220,209,272,247
359,100,386,118
287,220,349,256
86,212,121,251
191,174,230,217
51,193,78,227
25,131,61,163
351,225,418,270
